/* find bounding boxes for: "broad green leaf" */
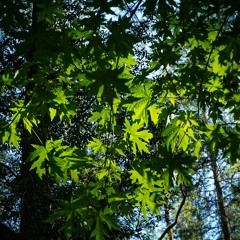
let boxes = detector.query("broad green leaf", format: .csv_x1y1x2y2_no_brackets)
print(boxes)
129,166,163,192
165,127,179,152
70,169,79,182
176,167,194,186
194,140,202,157
178,128,189,151
118,54,137,68
123,119,153,154
88,138,106,155
115,148,126,156
49,107,57,121
52,87,69,105
168,90,176,106
90,217,109,240
2,128,21,149
23,117,33,133
124,81,153,125
97,169,109,180
29,145,48,179
45,138,63,152
90,108,111,126
100,208,120,230
148,105,162,125
161,169,174,190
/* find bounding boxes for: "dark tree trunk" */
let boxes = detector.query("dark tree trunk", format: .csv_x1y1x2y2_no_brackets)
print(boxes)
0,222,27,240
19,1,52,239
20,127,51,240
210,151,231,240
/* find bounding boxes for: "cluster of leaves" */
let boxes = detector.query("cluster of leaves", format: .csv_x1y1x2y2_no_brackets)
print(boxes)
0,0,240,239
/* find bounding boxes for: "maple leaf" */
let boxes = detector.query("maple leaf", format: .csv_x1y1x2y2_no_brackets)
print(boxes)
123,119,153,154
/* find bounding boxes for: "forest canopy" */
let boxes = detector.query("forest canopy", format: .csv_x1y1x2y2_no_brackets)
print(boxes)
0,0,240,239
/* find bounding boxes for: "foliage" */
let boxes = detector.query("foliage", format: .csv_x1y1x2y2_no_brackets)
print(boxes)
0,0,240,239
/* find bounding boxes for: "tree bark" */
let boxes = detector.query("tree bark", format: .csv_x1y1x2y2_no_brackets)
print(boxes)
210,151,231,240
0,222,27,240
20,127,51,240
19,1,52,239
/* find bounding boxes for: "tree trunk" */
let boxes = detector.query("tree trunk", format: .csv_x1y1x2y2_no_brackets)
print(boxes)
210,151,231,240
19,1,52,239
0,222,26,240
20,127,51,240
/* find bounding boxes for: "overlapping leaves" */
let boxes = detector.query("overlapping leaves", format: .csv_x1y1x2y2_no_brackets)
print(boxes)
1,1,240,240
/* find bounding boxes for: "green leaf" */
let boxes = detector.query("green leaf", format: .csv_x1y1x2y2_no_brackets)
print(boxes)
124,81,153,125
161,169,174,190
97,169,109,180
49,107,57,121
115,147,126,156
46,209,70,223
29,145,48,179
194,140,202,157
23,117,33,134
88,138,107,155
90,217,109,240
123,119,153,154
168,90,176,106
148,105,162,125
178,128,189,151
165,127,179,152
2,128,21,149
100,208,120,231
52,87,69,105
90,108,111,126
70,169,79,182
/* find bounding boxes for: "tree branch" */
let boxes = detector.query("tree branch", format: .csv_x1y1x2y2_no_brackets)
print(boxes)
126,0,143,19
158,185,187,240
